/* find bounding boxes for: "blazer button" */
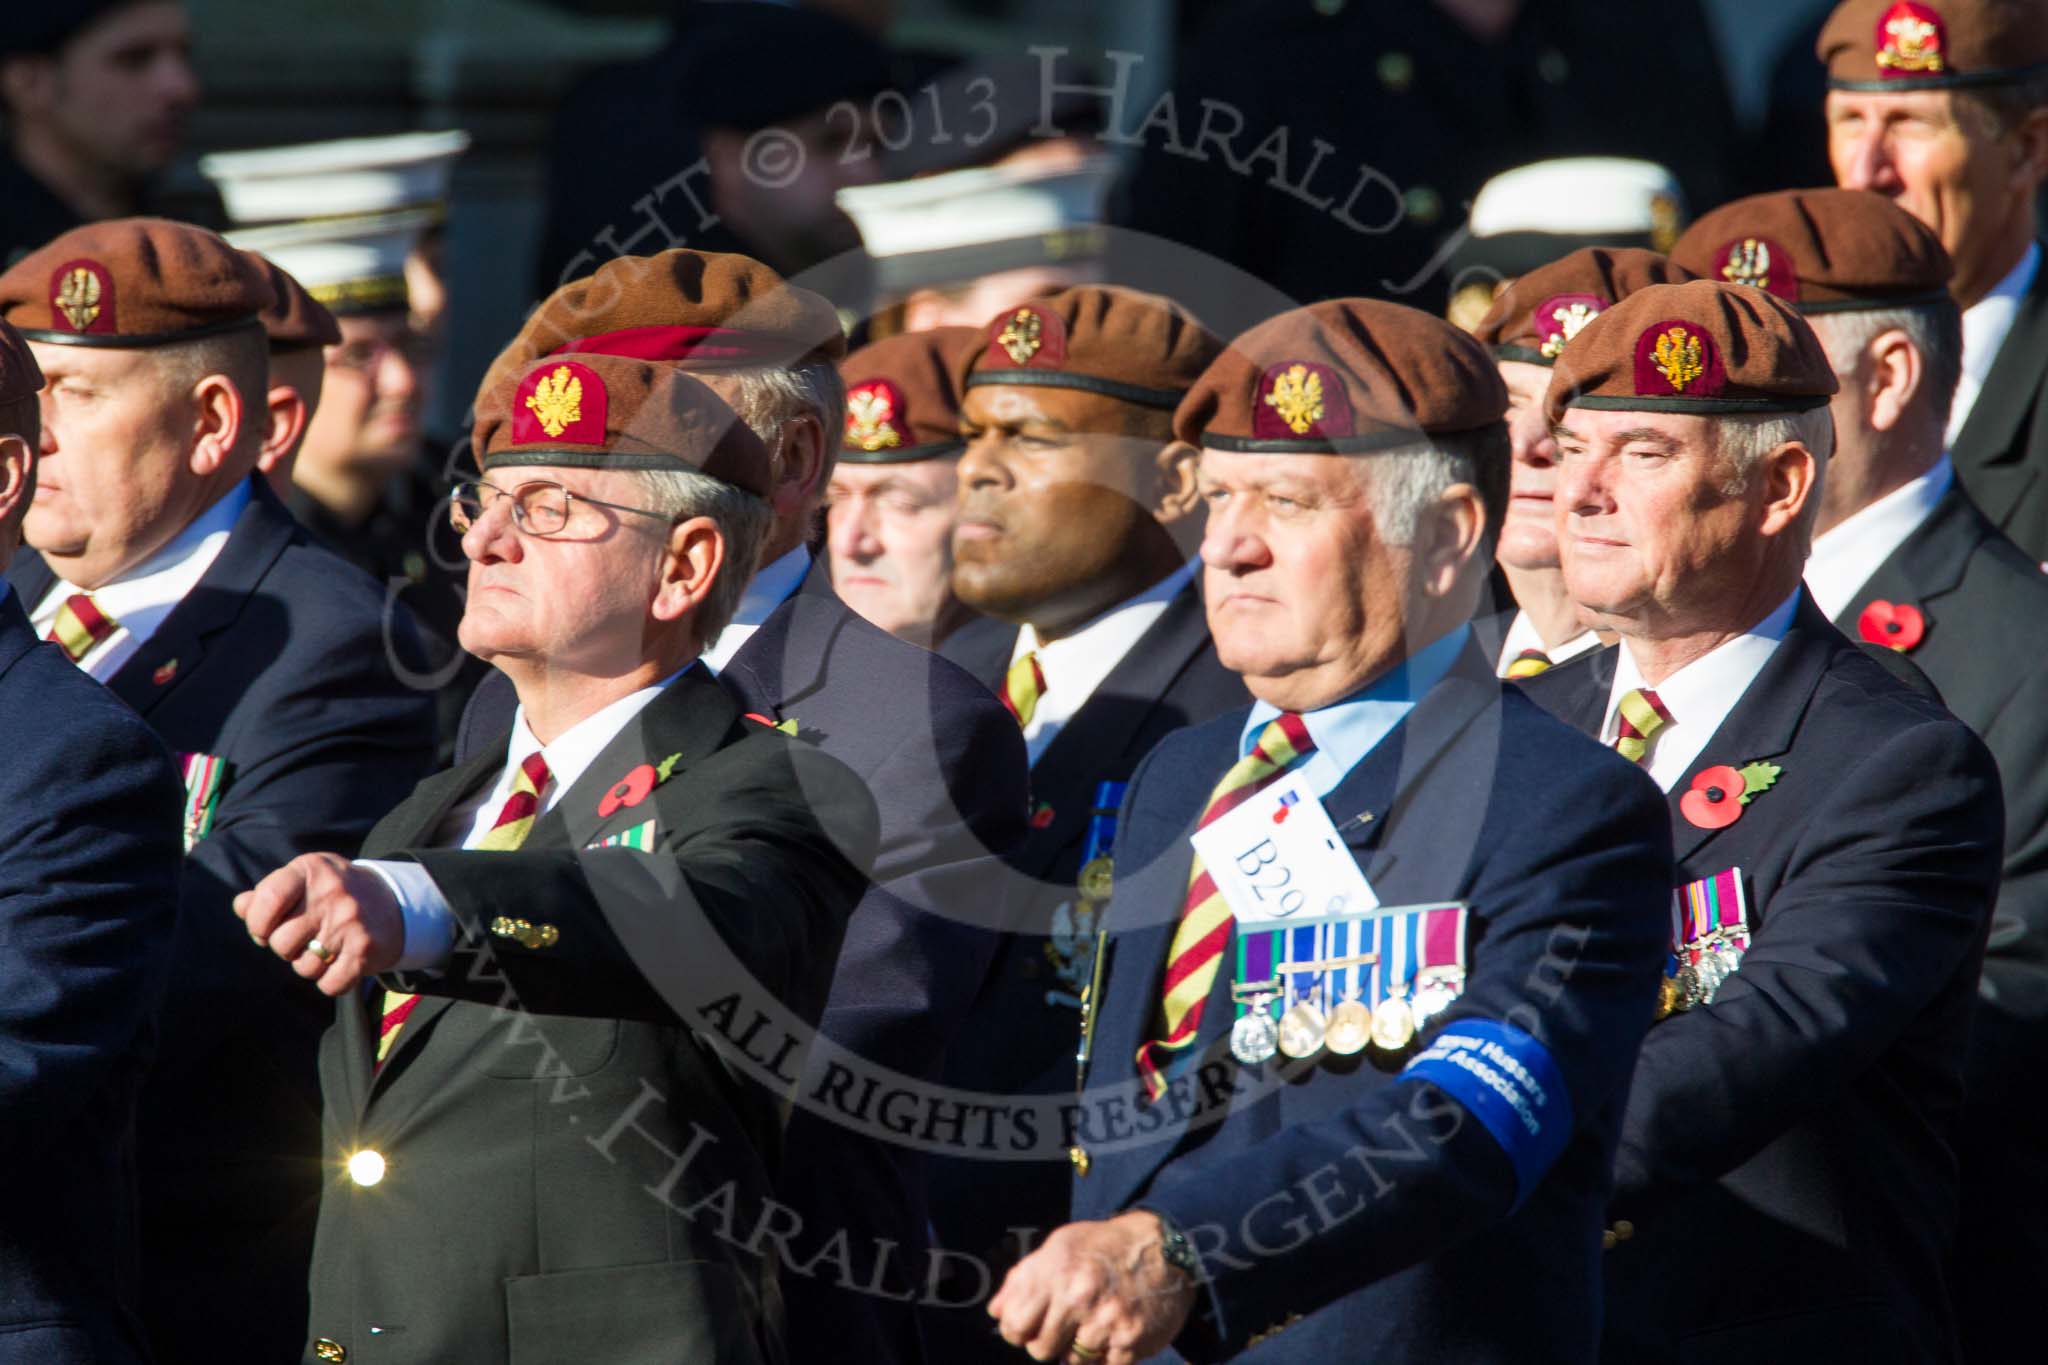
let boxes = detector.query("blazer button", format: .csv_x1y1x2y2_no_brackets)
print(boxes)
312,1339,346,1362
1068,1144,1091,1177
347,1150,386,1187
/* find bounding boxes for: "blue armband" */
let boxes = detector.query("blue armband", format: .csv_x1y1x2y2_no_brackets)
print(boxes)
1401,1018,1572,1206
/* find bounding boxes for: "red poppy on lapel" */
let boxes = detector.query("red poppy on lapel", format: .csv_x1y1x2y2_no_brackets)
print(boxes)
599,765,656,818
152,658,179,685
1680,760,1783,830
1030,802,1056,830
1857,599,1924,651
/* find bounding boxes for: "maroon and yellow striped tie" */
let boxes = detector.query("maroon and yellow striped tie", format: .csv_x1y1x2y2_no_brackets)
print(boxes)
1001,651,1046,728
1504,648,1553,679
1613,688,1671,765
1136,713,1317,1099
378,751,552,1065
47,592,118,664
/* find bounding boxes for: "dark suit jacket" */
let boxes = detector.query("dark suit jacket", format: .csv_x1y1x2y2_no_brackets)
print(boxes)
307,664,877,1364
925,582,1248,1282
1521,594,2002,1364
455,559,1029,1365
1074,645,1673,1362
6,477,437,1365
1825,484,2048,1358
1952,242,2048,563
0,589,184,1365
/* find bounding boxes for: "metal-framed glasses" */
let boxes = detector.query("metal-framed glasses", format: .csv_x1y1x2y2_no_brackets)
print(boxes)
448,478,674,538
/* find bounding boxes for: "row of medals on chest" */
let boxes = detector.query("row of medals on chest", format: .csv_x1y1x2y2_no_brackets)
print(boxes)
1231,960,1463,1065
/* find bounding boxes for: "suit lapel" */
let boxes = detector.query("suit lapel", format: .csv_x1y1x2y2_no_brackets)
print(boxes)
1662,597,1833,867
1023,582,1217,877
1829,484,1987,648
107,479,297,716
719,555,842,723
1954,246,2048,520
3,551,56,623
936,611,1020,690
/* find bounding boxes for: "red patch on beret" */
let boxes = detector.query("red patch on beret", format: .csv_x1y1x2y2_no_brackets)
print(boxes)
48,259,115,335
844,378,909,452
1633,321,1728,398
1876,1,1946,77
1533,293,1607,360
1714,237,1799,302
1251,361,1356,441
982,305,1069,371
511,361,608,446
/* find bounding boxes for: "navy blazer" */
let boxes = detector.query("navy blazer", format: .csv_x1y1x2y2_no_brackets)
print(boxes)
1521,593,2002,1364
0,589,184,1365
1830,484,2048,1359
7,477,437,1365
1074,644,1672,1362
456,557,1029,1365
1951,241,2048,564
925,583,1247,1294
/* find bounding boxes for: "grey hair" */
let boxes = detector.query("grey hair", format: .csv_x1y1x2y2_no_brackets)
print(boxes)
1715,408,1835,547
724,359,848,488
1807,302,1963,434
634,467,772,642
1354,423,1509,558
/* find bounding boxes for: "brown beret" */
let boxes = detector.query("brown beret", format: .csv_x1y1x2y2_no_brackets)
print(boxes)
963,286,1221,411
1545,280,1839,424
0,218,275,348
1819,0,2048,92
480,248,845,402
0,319,44,407
243,251,342,351
1472,247,1698,366
473,354,773,497
1177,299,1507,453
1670,187,1953,313
839,327,978,464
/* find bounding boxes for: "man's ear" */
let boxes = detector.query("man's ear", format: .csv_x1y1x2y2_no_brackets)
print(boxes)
769,413,830,524
2008,105,2048,190
0,432,34,525
1151,439,1202,523
187,373,248,477
255,384,310,480
1416,482,1487,600
1864,329,1923,435
1757,440,1821,539
650,515,726,631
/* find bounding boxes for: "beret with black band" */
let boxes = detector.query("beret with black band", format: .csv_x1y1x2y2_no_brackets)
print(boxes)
962,285,1221,413
1818,0,2048,93
0,219,274,350
839,327,979,464
1670,186,1953,315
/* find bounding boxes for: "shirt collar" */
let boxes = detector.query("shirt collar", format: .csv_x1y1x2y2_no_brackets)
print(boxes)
1602,589,1799,749
1497,609,1599,675
1803,454,1952,621
1957,241,2041,400
505,665,691,813
1014,559,1198,663
1241,623,1471,780
72,477,251,623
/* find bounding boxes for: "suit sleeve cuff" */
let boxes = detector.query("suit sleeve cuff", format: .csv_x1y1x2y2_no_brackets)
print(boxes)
358,858,455,971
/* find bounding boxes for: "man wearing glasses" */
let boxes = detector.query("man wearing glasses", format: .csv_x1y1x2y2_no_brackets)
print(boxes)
240,349,879,1363
0,218,435,1365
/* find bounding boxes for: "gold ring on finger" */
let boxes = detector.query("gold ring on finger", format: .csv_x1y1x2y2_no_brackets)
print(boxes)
306,937,336,963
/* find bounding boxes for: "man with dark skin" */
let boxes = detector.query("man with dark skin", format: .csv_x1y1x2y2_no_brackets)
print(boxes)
927,287,1246,1362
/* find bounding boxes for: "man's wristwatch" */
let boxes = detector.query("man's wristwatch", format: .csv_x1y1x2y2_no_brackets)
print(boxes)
1155,1214,1200,1282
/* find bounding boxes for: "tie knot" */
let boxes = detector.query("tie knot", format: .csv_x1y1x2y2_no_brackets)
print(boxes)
517,751,552,796
1252,712,1316,766
1002,651,1047,728
1614,688,1672,764
49,592,119,663
1505,648,1552,679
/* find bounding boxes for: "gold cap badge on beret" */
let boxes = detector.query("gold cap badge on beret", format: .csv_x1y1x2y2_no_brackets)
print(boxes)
963,286,1219,412
1671,187,1954,313
51,260,114,335
846,379,906,452
1820,0,2048,92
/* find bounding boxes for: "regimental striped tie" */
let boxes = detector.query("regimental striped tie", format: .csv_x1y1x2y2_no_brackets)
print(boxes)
377,751,552,1066
1136,713,1318,1099
1504,648,1553,679
1001,651,1046,728
1613,688,1672,765
47,592,118,664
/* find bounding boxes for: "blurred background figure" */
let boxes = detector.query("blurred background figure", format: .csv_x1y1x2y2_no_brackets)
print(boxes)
1443,157,1687,332
827,325,979,647
204,130,479,755
0,0,201,263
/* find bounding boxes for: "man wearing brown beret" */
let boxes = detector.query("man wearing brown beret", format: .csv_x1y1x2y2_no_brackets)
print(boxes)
1819,0,2048,560
1471,246,1694,677
1675,182,2048,1360
0,218,435,1365
0,317,184,1365
454,248,1029,1365
994,298,1672,1364
826,326,980,648
921,287,1248,1340
242,248,339,497
1518,279,2002,1362
240,350,879,1363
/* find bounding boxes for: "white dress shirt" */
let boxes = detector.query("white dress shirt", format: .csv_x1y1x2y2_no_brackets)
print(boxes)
31,479,250,680
365,667,688,970
700,545,810,674
1010,560,1198,766
1804,455,1952,621
1949,241,2040,445
1496,609,1599,677
1600,590,1799,792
